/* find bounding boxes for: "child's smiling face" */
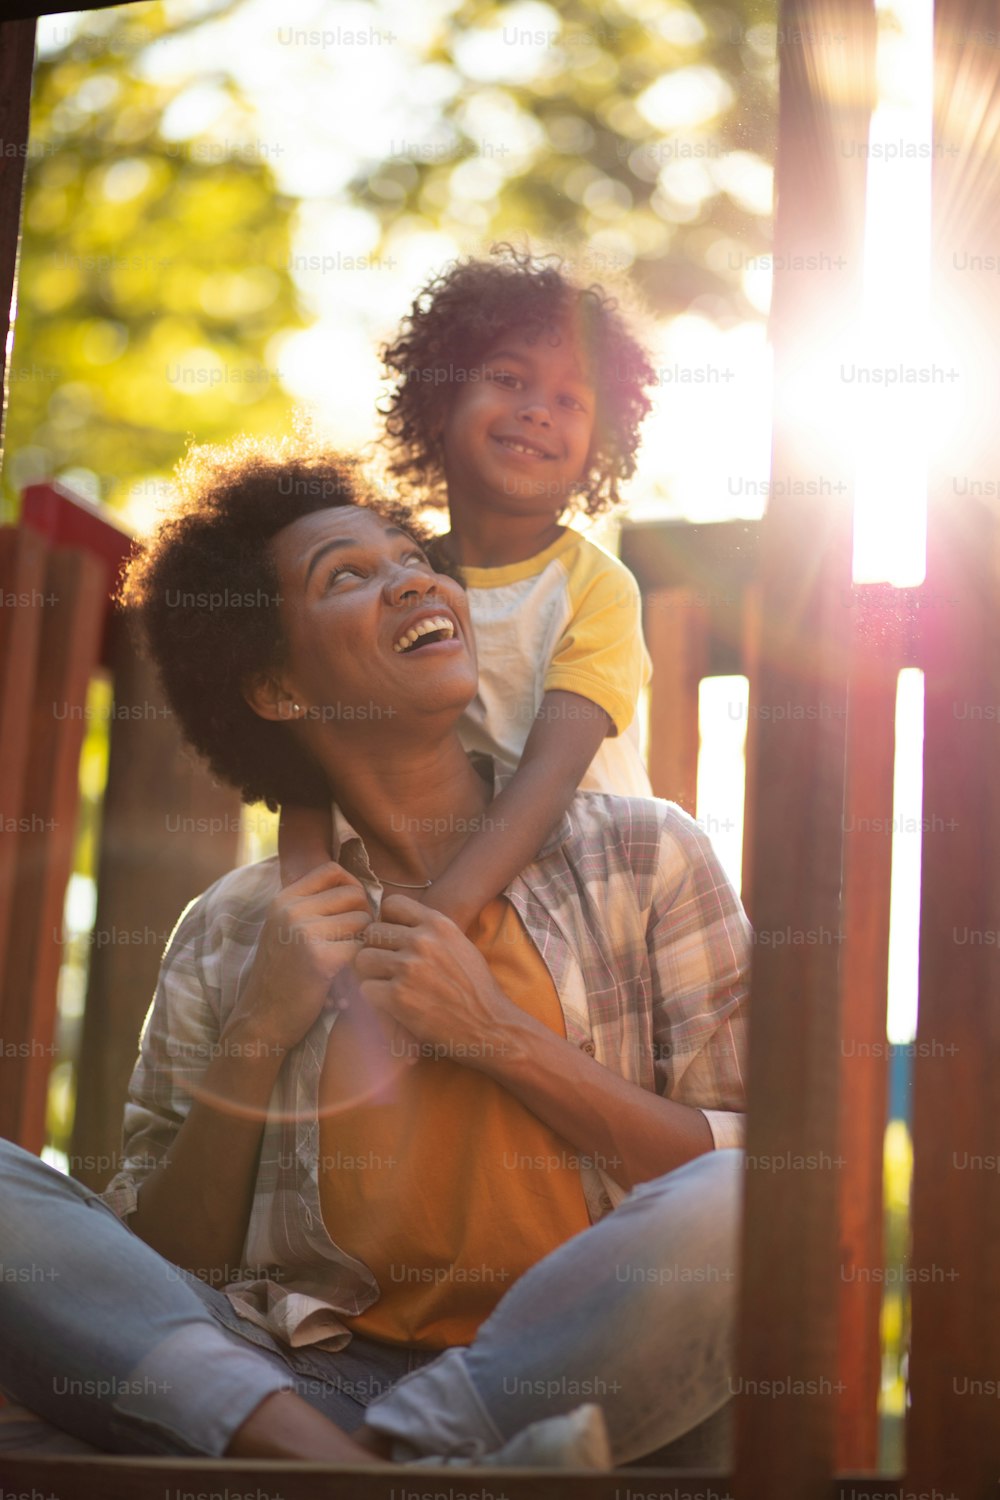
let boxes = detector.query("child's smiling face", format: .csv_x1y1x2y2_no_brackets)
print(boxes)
439,322,597,519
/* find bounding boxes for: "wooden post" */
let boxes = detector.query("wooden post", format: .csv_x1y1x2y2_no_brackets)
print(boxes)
0,19,36,462
0,526,47,980
643,587,710,813
733,0,875,1494
906,4,1000,1491
738,582,762,919
836,586,907,1468
0,544,106,1149
70,618,243,1189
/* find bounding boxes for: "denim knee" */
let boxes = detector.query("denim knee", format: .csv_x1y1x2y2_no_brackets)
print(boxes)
615,1148,744,1277
0,1138,74,1201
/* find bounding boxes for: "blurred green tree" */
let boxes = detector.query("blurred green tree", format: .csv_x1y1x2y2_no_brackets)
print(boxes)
4,0,777,519
352,0,776,318
3,0,304,519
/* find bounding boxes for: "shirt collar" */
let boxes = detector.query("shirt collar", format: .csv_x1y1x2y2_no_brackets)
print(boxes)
327,755,572,895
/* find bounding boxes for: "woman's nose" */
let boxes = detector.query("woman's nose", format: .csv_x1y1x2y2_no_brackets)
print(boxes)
384,566,436,604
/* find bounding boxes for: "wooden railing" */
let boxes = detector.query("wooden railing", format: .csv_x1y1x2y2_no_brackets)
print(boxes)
2,0,998,1487
624,522,926,1475
0,483,242,1164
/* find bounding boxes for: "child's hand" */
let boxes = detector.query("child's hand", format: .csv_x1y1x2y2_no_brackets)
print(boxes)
279,802,334,888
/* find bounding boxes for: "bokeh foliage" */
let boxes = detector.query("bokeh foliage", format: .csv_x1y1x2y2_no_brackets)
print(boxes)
354,0,777,318
4,0,778,519
3,0,304,518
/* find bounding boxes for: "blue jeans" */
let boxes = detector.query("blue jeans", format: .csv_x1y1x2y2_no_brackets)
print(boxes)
0,1139,741,1465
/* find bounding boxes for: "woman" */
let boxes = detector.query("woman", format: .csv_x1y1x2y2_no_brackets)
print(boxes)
0,439,750,1469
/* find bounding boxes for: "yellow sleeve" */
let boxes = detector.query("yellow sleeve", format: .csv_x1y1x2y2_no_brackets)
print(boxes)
544,547,651,737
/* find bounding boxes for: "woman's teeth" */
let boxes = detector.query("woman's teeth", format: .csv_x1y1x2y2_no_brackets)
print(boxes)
393,616,456,653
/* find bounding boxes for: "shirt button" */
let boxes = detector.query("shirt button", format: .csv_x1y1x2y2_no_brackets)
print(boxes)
659,1043,672,1058
599,1192,614,1213
581,1039,596,1056
303,1207,314,1230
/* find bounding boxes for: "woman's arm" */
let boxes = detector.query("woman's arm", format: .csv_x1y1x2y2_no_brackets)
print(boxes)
127,1023,287,1279
423,690,611,929
125,864,372,1279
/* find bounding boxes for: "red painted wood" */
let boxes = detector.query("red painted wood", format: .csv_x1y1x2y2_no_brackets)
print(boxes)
21,484,133,668
0,546,105,1148
0,527,47,983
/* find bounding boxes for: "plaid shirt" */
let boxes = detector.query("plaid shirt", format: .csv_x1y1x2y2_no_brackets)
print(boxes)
102,788,750,1352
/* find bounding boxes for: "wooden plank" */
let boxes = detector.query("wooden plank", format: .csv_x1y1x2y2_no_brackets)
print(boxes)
0,545,105,1148
906,5,1000,1481
0,1457,904,1500
643,587,709,813
907,497,999,1497
0,526,47,983
0,18,36,460
738,582,761,919
21,482,133,669
621,519,761,678
835,588,905,1470
21,481,133,574
732,0,875,1492
70,617,242,1190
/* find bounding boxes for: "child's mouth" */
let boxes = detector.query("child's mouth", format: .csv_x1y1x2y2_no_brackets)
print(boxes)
494,436,554,461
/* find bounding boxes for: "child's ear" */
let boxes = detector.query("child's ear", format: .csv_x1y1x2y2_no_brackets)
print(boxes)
243,671,298,723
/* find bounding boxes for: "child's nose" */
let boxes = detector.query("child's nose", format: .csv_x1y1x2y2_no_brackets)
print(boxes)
518,401,552,427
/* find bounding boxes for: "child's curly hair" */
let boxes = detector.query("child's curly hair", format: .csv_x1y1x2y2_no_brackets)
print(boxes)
381,244,656,516
118,435,457,810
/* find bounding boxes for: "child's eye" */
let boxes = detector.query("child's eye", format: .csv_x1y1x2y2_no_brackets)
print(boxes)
488,370,521,389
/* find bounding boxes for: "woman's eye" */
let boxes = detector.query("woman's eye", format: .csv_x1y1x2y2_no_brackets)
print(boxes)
324,564,362,588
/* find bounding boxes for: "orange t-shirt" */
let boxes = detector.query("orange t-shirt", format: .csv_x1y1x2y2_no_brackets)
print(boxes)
317,897,592,1347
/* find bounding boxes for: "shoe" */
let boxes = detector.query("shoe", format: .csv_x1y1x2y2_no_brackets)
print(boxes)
398,1402,612,1470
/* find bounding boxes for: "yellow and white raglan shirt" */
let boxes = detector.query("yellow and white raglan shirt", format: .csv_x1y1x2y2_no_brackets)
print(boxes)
458,528,653,797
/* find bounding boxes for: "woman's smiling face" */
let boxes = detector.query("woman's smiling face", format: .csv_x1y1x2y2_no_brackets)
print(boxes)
260,506,477,726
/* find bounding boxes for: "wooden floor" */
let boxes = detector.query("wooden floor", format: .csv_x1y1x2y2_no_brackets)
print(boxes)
0,1458,694,1500
0,1457,902,1500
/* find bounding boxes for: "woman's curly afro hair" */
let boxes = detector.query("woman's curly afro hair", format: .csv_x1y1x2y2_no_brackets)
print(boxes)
118,436,453,811
381,243,656,516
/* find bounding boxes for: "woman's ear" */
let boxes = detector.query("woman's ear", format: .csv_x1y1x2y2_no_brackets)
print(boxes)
243,671,298,723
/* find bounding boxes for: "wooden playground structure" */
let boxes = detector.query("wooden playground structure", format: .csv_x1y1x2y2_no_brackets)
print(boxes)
0,0,997,1495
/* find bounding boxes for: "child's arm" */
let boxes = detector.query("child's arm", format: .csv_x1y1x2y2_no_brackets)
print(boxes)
278,802,333,886
423,689,611,930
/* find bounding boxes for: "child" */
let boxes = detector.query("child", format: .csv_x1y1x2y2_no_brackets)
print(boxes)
281,245,656,932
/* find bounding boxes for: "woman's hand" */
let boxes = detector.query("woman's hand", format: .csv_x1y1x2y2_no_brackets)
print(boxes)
231,862,372,1054
353,895,519,1067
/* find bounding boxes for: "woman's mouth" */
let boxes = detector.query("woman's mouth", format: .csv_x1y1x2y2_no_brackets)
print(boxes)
393,615,458,654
